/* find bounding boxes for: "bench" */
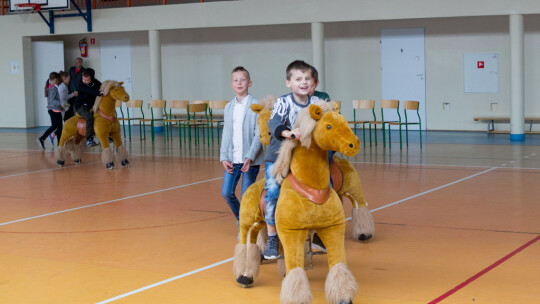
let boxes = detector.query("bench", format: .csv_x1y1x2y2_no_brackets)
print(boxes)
473,116,540,134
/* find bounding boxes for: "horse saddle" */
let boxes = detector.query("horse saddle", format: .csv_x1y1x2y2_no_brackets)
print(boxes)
259,161,344,216
76,110,116,137
76,118,87,137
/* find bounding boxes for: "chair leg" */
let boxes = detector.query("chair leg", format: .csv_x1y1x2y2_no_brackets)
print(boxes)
178,125,182,148
150,121,155,142
382,124,386,147
361,126,366,148
374,124,378,145
419,128,422,148
399,125,402,149
405,124,409,148
387,124,391,149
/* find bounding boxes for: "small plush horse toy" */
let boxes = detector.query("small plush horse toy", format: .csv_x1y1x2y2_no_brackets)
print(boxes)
272,101,360,304
56,80,130,169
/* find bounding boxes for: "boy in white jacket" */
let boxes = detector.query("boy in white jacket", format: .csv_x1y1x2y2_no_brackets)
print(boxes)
219,66,264,223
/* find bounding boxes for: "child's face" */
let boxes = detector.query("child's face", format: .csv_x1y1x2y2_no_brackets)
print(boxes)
63,75,70,84
82,75,91,85
286,69,311,98
231,71,251,97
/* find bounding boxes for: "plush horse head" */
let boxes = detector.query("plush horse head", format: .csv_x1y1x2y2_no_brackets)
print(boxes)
93,81,130,114
250,96,276,146
274,100,360,184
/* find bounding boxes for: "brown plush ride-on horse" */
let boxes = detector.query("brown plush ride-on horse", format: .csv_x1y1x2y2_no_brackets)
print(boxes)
236,101,360,304
251,97,375,242
233,98,374,292
55,81,130,169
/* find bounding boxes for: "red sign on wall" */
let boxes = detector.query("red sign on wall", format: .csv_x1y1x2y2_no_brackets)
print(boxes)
477,61,484,68
90,38,95,45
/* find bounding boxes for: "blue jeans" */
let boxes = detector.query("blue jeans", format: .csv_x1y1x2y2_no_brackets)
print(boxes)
222,163,260,220
264,161,281,226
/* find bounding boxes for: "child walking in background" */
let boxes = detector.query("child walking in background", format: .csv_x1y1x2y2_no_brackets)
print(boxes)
48,71,77,145
263,60,320,259
37,72,64,150
220,66,264,224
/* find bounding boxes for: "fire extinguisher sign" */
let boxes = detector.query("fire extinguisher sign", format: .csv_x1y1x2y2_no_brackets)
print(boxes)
90,38,95,45
477,61,484,69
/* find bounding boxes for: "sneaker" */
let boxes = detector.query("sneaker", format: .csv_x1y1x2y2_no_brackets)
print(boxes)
48,134,55,145
36,138,45,150
311,233,327,253
264,235,280,259
86,137,97,147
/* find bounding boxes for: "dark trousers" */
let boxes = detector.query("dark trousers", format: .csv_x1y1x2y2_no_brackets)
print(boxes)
40,110,63,144
75,105,94,139
63,98,75,121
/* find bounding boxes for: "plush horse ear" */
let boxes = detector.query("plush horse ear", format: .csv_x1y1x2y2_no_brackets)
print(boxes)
251,104,264,114
309,104,323,121
119,81,124,85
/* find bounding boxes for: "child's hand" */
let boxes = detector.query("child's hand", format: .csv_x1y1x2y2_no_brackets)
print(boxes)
74,91,78,97
241,159,252,173
221,160,233,174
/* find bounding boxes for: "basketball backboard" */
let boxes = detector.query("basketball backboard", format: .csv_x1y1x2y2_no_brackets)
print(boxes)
9,0,69,12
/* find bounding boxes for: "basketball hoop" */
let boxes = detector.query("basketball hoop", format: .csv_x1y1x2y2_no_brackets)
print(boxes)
13,3,41,22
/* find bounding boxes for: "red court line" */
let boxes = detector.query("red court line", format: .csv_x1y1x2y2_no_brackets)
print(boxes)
429,234,540,304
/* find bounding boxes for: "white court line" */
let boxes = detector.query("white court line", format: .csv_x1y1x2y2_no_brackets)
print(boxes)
0,161,101,179
96,167,498,303
95,258,234,304
0,177,223,227
368,167,496,213
349,160,496,169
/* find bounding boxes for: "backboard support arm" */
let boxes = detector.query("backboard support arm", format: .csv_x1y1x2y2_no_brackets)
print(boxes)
37,0,91,34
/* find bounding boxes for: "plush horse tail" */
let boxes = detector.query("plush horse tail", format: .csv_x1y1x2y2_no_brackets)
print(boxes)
234,221,262,285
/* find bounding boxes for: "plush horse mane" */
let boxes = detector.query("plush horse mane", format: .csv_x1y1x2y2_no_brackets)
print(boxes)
272,100,334,183
258,95,277,110
93,80,121,113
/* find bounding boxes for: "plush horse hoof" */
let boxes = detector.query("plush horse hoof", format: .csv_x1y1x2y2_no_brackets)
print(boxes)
106,162,114,170
74,159,81,165
339,301,352,304
121,159,129,167
56,160,64,167
236,275,253,288
358,234,372,242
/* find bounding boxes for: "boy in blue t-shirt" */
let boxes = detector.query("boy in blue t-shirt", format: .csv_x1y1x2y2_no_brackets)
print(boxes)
263,60,319,259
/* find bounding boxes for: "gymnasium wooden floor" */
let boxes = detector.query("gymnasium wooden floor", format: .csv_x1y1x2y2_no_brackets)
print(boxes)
0,129,539,304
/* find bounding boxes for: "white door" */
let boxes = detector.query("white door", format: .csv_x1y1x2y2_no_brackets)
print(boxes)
100,39,133,121
32,41,65,126
381,28,426,130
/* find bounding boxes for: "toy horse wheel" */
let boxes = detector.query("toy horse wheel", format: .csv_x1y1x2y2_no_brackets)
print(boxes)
121,159,129,167
106,162,114,169
74,159,81,165
56,160,64,167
